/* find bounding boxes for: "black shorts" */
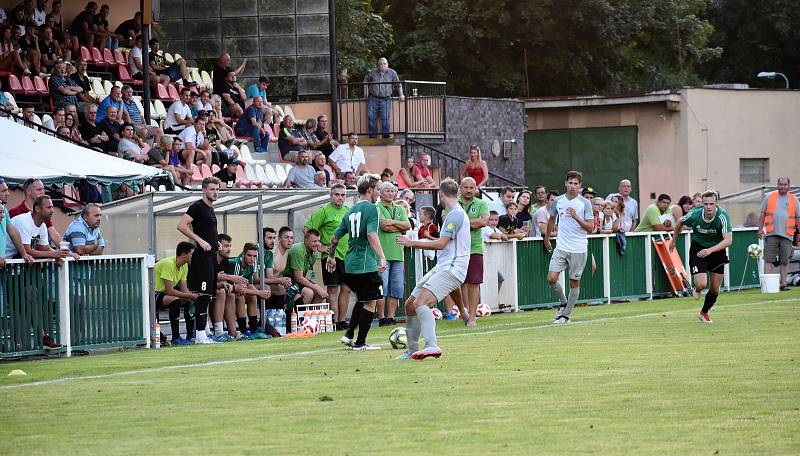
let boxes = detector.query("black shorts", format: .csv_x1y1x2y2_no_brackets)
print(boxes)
343,271,383,302
321,257,345,286
689,241,729,275
155,292,167,308
188,251,217,295
265,294,286,310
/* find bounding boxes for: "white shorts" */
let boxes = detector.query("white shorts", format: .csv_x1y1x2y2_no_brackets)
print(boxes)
548,248,588,280
411,269,463,302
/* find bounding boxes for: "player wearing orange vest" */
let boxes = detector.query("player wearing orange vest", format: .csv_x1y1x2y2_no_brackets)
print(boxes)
758,177,800,291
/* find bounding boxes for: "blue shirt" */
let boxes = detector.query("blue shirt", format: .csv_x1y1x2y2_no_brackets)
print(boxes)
96,96,123,124
235,105,263,132
64,217,105,253
245,83,267,100
0,206,9,258
124,99,143,124
0,92,8,108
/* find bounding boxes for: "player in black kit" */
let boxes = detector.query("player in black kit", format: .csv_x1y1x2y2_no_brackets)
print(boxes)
177,176,222,344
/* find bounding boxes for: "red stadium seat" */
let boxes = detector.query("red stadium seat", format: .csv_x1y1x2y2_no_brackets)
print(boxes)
80,46,93,63
103,48,115,66
0,70,9,77
8,74,25,94
166,84,180,101
156,83,171,101
121,50,129,64
211,164,221,174
235,165,250,187
91,47,108,67
190,164,203,184
114,49,127,65
62,185,82,207
200,163,213,178
21,76,37,96
117,65,142,85
33,76,48,95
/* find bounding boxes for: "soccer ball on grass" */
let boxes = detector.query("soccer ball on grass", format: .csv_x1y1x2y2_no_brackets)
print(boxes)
476,303,492,317
747,243,762,259
388,327,407,349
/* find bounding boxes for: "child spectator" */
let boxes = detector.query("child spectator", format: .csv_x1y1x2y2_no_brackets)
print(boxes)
611,195,627,232
481,211,508,242
592,196,605,233
498,201,527,239
418,206,439,240
598,202,619,234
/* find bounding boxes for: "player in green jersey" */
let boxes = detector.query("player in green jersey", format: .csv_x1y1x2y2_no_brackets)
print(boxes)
670,191,733,323
227,243,272,339
328,174,387,350
305,184,351,330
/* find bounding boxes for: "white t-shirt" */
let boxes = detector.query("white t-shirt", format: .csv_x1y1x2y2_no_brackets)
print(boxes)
435,205,471,282
605,193,639,231
329,145,365,174
165,101,191,131
129,46,143,76
488,198,507,216
533,205,550,237
481,225,502,242
178,125,204,148
6,212,49,257
602,212,618,231
549,194,594,253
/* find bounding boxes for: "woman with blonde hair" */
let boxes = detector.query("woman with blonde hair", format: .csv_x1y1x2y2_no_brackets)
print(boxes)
460,145,489,187
208,94,236,143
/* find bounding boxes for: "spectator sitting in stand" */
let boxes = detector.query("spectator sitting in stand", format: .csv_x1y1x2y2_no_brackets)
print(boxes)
151,135,193,186
96,85,130,124
234,95,271,152
97,105,123,154
397,156,419,189
93,4,122,51
38,25,67,72
147,38,192,86
312,152,333,187
49,60,81,109
19,21,44,77
0,25,28,74
218,70,245,118
207,94,235,144
329,132,368,177
121,84,162,147
278,114,306,162
68,60,100,109
194,90,212,113
63,112,86,144
313,171,327,189
498,201,527,239
43,106,64,130
302,118,320,149
245,76,269,104
212,53,247,97
114,11,141,48
481,210,508,242
33,0,46,26
214,158,239,188
69,2,98,51
55,125,70,138
178,116,212,165
188,90,200,117
128,34,161,95
79,103,109,151
313,115,338,158
283,150,316,189
164,87,193,134
411,152,435,188
117,122,148,162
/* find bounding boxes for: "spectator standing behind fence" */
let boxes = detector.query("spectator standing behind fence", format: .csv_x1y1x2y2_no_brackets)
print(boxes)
329,132,368,177
635,194,673,232
516,190,533,232
669,195,693,229
498,201,527,240
758,177,800,291
153,242,197,345
10,178,63,245
63,203,104,255
0,178,34,265
489,186,515,216
597,202,619,234
534,190,558,238
460,145,488,188
606,179,639,232
364,57,404,139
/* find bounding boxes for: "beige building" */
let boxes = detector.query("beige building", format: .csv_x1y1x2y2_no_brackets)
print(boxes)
525,88,800,222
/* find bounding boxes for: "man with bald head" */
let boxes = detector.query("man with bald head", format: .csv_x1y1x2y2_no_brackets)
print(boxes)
213,53,247,98
606,179,639,232
449,177,489,325
758,177,800,290
363,57,404,138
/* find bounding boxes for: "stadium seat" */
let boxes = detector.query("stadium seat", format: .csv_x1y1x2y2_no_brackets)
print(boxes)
114,49,126,65
7,75,24,95
62,184,82,207
190,164,203,184
166,84,180,101
42,114,52,126
200,71,213,90
31,114,42,125
154,99,167,119
102,80,113,95
234,165,250,187
164,52,174,63
33,76,48,96
155,84,171,101
245,164,263,187
200,163,213,178
263,164,279,187
190,68,203,87
117,65,141,85
211,164,221,174
254,164,269,187
92,47,109,67
80,46,92,63
4,92,20,114
103,48,115,66
284,106,295,119
21,76,37,96
274,164,287,183
89,77,103,97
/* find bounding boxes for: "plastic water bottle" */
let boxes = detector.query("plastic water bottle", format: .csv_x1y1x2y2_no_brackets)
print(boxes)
153,322,161,349
278,309,286,336
325,309,333,333
290,311,298,334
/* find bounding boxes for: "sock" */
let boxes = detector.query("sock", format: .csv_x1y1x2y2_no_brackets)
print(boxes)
237,317,248,333
347,302,364,338
213,322,224,336
563,287,580,318
336,321,347,331
248,316,259,332
168,303,181,339
702,291,718,313
355,308,375,345
405,315,421,352
550,282,568,306
194,295,210,338
184,302,195,338
416,306,438,349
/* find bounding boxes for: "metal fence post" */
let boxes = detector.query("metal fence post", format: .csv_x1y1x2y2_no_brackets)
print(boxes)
58,259,72,357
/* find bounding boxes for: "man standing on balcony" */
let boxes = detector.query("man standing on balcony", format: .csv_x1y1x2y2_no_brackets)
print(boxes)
363,57,404,139
757,177,800,291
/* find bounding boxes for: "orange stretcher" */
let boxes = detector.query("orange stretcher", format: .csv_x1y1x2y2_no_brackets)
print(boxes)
652,233,693,297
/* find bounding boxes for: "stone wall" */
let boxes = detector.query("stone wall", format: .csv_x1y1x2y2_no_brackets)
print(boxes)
153,0,330,97
441,96,527,186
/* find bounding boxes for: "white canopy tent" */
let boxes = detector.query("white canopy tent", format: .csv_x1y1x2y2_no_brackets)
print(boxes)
0,118,167,186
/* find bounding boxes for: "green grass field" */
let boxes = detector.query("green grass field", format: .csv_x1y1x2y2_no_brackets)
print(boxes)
2,290,799,455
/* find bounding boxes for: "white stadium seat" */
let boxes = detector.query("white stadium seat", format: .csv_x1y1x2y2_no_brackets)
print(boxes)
275,164,287,183
264,164,279,187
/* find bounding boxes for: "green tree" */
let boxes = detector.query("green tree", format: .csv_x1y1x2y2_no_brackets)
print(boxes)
336,0,395,84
